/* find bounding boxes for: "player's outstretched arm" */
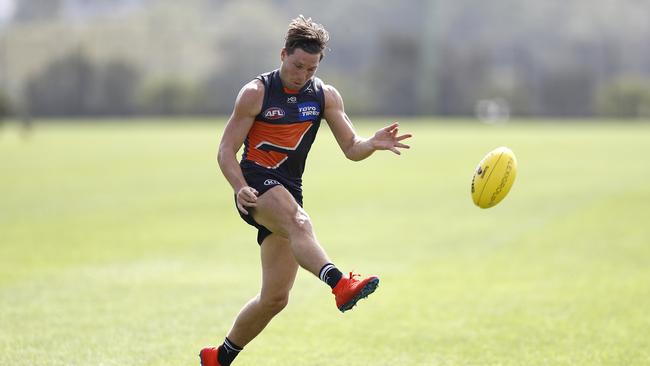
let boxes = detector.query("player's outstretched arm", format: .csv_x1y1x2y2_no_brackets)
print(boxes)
323,84,412,161
217,80,264,214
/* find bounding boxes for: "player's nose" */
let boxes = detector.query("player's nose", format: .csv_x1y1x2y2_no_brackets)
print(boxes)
299,69,310,82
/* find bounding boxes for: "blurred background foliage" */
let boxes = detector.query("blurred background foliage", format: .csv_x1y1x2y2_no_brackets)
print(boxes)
0,0,649,119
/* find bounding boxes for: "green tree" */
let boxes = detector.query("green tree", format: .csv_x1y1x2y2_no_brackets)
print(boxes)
137,79,199,116
25,49,96,116
0,91,11,119
597,78,650,118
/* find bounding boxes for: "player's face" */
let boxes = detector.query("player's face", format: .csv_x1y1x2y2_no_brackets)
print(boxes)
280,48,321,90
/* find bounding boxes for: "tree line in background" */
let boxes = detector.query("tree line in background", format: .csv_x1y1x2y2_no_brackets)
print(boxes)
1,0,649,119
9,47,648,119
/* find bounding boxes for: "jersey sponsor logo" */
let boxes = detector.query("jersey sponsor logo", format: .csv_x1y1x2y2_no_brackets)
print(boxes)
263,107,285,120
297,102,320,122
287,96,297,104
246,120,313,169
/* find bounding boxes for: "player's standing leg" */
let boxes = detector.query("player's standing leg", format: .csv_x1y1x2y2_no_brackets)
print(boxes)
200,234,299,366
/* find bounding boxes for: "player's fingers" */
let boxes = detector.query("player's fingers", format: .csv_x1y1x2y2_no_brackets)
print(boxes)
237,191,256,207
237,201,249,215
241,196,256,207
390,147,401,155
395,142,410,149
246,190,258,202
239,192,258,205
396,134,412,141
240,188,257,201
382,122,399,132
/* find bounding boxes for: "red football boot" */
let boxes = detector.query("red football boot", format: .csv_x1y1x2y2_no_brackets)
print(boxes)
332,272,380,312
199,346,222,366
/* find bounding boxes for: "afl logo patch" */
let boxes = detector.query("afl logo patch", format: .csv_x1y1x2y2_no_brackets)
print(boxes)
264,107,285,120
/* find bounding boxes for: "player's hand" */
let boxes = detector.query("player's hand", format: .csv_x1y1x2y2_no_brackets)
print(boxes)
236,186,259,215
371,122,412,155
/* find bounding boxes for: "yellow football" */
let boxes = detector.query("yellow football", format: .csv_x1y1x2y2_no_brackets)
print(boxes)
471,146,518,208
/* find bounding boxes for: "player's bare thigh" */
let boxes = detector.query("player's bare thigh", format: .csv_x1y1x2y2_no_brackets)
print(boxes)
251,185,309,238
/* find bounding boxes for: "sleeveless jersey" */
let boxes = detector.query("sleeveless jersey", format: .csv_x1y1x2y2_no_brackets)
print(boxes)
240,69,326,182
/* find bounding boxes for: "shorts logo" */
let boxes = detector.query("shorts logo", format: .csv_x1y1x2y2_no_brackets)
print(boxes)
297,102,320,121
264,179,280,186
264,107,285,120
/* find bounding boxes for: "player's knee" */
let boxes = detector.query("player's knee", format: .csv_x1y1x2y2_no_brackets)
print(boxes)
287,208,312,236
260,293,289,315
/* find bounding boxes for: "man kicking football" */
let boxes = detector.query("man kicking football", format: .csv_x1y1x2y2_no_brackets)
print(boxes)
200,15,412,366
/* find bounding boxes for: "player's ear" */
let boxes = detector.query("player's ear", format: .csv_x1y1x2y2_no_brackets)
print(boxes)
280,48,287,61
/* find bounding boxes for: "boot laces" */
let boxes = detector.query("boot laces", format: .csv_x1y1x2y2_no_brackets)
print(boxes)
348,272,361,282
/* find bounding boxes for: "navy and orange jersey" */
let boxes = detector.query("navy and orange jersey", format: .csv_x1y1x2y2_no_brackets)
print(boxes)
240,69,326,183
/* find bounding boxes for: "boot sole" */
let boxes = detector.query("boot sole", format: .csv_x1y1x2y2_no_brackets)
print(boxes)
338,277,380,312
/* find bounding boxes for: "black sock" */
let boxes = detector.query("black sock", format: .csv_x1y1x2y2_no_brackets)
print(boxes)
319,263,343,289
218,337,242,366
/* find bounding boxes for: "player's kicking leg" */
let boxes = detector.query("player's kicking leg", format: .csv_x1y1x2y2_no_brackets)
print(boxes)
251,185,379,312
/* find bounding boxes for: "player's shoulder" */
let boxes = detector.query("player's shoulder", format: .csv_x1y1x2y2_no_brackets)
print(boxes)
240,79,265,98
233,78,265,117
321,82,338,96
236,79,265,107
321,82,342,106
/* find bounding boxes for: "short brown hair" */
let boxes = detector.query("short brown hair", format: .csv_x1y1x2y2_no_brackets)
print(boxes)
284,15,330,60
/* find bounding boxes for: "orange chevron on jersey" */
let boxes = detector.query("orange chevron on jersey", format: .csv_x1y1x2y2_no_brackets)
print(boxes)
245,120,313,169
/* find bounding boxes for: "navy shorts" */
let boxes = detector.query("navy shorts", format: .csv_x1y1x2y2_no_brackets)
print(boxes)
236,164,303,245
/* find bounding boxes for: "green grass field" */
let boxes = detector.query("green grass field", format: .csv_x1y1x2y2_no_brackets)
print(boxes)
1,118,649,365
